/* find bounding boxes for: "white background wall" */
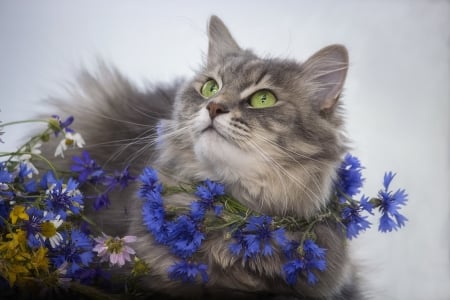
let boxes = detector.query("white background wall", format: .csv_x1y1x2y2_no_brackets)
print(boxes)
0,1,449,299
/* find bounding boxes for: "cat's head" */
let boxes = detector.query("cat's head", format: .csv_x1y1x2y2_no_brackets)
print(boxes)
158,16,349,217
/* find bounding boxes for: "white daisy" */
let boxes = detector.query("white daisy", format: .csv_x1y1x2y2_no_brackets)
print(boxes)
54,132,85,158
17,142,42,177
37,212,64,248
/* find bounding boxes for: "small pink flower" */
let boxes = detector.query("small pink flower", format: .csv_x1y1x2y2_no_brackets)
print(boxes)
93,233,137,267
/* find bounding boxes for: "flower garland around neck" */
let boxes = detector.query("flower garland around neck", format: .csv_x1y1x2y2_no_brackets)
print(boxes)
0,115,408,297
137,153,408,285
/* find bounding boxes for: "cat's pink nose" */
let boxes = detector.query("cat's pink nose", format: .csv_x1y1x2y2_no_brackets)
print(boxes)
206,102,229,119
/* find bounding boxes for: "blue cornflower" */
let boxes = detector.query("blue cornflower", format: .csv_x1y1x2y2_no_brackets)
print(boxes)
195,180,225,201
341,203,371,240
142,200,167,243
283,239,327,285
51,114,74,136
16,163,32,181
45,177,84,220
229,216,287,259
359,195,374,214
23,207,45,248
229,228,247,257
138,167,162,198
71,150,104,184
39,171,57,190
0,165,14,201
190,201,206,223
53,229,94,275
0,164,13,186
190,180,225,222
141,181,168,243
166,215,205,258
0,200,10,228
168,260,208,283
284,258,306,285
336,154,365,201
93,193,110,211
103,166,135,191
24,179,37,193
377,172,408,232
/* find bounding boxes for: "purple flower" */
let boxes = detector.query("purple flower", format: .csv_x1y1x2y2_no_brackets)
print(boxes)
190,180,225,222
0,163,14,201
283,239,327,285
93,193,110,211
141,184,167,243
195,180,225,201
229,216,287,259
377,172,408,232
24,179,37,193
93,234,137,267
0,200,10,228
168,260,208,283
0,163,13,185
53,230,94,275
50,115,74,136
341,202,372,240
359,195,374,214
166,215,205,258
71,150,104,184
336,154,365,201
16,163,32,181
103,166,135,191
39,171,57,190
44,177,84,220
142,203,167,243
138,167,162,198
23,207,45,248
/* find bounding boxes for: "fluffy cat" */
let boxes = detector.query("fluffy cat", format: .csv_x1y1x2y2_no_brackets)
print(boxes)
44,16,364,300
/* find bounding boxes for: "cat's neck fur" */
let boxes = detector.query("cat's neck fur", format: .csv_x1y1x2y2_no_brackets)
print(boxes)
155,117,341,219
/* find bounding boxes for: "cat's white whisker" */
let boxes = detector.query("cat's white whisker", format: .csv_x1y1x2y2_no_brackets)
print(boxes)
251,132,327,196
245,139,324,214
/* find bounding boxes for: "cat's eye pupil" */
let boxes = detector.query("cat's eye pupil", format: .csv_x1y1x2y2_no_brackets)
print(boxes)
201,79,219,98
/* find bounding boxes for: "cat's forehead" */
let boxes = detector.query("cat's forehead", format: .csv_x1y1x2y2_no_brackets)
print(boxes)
201,54,302,94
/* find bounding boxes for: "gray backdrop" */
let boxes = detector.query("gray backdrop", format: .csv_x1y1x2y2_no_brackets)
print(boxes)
0,1,449,299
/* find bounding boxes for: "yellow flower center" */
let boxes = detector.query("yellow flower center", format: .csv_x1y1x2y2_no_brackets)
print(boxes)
40,221,57,238
105,238,123,254
65,138,74,146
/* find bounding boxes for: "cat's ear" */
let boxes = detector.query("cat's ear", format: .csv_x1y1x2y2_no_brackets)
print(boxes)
302,45,349,112
207,15,241,66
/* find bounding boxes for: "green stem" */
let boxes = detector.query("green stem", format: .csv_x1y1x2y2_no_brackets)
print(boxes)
80,214,103,234
0,215,12,233
0,119,48,128
27,153,59,179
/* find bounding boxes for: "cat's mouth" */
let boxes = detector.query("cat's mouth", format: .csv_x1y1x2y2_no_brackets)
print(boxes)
201,125,228,140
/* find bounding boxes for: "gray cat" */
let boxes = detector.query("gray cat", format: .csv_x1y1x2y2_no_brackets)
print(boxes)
46,16,365,300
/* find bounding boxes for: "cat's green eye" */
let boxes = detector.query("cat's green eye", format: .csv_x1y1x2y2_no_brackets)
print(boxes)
200,79,220,98
249,90,277,108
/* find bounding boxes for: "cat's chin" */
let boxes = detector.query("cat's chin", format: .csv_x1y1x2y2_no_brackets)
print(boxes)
193,130,262,183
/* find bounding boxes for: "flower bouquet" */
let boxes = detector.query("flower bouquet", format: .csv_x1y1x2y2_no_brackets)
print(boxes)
0,116,408,298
